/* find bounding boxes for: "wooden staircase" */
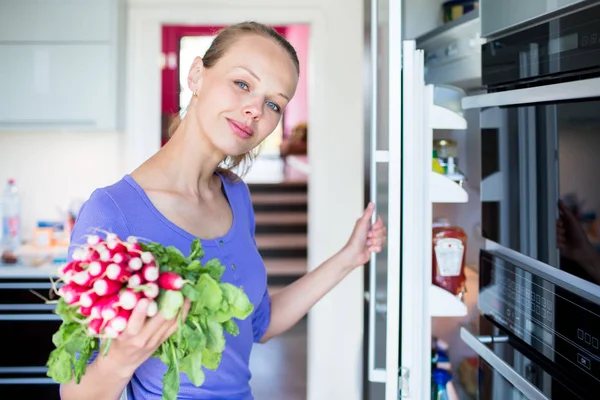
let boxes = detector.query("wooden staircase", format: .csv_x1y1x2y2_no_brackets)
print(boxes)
249,182,308,286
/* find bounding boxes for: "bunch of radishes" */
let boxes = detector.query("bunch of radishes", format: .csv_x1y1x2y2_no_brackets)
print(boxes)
56,233,185,339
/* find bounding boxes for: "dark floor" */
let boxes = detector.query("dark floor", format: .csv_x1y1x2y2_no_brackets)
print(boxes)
249,317,307,400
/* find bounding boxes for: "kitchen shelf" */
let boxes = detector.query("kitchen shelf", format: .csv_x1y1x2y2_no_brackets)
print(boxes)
431,172,468,203
430,285,468,317
431,105,467,130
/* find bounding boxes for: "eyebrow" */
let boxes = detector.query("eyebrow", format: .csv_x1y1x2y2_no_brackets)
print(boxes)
235,66,290,101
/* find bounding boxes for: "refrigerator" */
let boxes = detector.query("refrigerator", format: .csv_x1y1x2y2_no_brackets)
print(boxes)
362,1,483,399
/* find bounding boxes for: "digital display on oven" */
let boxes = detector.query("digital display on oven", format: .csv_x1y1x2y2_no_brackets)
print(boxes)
479,250,600,391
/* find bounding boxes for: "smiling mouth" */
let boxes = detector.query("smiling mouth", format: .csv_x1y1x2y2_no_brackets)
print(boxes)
227,118,254,139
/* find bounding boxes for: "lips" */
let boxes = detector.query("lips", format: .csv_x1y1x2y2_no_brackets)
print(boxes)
227,118,254,139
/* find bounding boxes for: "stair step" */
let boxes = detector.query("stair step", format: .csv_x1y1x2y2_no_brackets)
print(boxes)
248,182,308,194
264,258,307,276
255,234,307,249
250,193,308,205
255,212,307,225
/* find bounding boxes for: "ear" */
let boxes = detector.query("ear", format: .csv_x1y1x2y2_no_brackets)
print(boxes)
187,56,204,94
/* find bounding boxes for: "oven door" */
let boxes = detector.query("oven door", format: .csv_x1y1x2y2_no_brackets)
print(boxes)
461,320,588,400
464,77,600,288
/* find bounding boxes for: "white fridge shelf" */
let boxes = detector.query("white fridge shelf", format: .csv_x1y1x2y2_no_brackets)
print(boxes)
431,105,467,130
431,172,468,203
430,284,468,317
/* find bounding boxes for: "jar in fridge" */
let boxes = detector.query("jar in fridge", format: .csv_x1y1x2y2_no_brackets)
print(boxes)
432,220,467,296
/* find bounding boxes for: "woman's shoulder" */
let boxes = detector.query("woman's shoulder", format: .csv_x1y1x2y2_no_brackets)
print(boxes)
69,177,134,248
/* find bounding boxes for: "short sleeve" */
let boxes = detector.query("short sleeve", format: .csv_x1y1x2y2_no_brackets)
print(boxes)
252,288,272,343
68,189,131,262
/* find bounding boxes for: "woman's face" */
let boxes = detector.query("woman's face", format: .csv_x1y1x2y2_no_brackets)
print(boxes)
190,34,298,157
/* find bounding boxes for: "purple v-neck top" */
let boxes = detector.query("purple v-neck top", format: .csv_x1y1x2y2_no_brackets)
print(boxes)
64,173,271,400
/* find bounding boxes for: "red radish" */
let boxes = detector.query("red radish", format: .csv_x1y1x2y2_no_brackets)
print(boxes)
126,241,142,253
79,306,92,317
88,261,108,277
87,235,101,246
71,271,93,287
79,292,99,308
157,272,184,290
106,263,131,283
106,240,127,254
142,282,159,299
142,264,159,282
112,252,130,265
126,236,138,244
59,283,88,305
88,318,104,335
71,248,87,262
104,326,119,339
93,278,122,296
128,257,143,271
147,300,158,317
106,233,119,243
140,251,154,264
109,308,132,332
128,273,143,288
119,289,142,310
93,296,119,320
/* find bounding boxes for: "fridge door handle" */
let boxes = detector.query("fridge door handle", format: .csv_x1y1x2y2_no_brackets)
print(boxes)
460,328,550,400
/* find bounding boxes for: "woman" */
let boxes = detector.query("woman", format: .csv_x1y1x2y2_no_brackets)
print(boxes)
60,22,386,400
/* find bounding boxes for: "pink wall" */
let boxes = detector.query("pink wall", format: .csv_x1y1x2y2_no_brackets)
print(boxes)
284,25,309,138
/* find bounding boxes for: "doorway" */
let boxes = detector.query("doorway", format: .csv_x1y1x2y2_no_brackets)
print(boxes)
160,23,310,400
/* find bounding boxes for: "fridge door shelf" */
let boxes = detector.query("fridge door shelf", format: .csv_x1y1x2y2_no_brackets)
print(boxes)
431,104,467,130
431,171,469,203
430,284,468,317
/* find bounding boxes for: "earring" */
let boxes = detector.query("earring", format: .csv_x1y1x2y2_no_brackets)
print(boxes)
193,91,197,97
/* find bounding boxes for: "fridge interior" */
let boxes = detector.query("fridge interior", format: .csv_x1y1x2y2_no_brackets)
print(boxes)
407,2,485,398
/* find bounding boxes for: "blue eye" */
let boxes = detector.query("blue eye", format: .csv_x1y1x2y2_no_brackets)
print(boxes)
266,101,280,112
236,81,249,90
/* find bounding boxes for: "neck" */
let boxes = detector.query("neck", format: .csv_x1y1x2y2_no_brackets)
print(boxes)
141,109,225,197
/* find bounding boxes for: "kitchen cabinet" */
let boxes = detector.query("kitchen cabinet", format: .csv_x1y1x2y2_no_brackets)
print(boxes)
0,267,62,400
0,0,125,131
0,0,114,43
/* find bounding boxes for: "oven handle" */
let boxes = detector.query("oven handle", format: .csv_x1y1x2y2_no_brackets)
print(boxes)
462,77,600,109
460,328,550,400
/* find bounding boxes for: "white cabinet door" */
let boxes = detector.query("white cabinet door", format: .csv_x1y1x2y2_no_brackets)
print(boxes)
0,0,113,42
0,44,115,130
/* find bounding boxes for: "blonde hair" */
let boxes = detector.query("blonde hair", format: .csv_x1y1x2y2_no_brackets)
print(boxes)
170,21,300,180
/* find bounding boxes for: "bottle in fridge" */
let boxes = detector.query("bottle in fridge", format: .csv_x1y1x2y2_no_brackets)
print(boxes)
2,179,21,252
432,218,467,298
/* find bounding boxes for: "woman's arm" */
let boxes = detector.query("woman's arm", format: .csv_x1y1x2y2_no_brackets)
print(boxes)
260,251,353,342
260,203,386,343
60,353,133,400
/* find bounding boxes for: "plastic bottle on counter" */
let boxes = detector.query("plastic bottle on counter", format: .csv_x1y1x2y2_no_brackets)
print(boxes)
2,179,21,252
432,218,467,297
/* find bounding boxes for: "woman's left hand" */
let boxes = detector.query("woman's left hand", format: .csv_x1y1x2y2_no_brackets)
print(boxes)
340,202,387,269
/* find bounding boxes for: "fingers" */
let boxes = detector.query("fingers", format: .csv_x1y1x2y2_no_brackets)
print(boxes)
362,202,375,222
149,299,192,347
121,298,150,338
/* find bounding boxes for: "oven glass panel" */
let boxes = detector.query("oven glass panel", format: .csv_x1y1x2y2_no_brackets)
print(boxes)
478,250,600,397
481,99,600,287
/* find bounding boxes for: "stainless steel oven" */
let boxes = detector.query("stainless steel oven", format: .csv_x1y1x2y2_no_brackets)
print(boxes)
461,249,599,399
464,1,600,288
462,2,600,398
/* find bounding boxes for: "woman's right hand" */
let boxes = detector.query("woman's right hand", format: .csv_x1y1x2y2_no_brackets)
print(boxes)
99,297,191,378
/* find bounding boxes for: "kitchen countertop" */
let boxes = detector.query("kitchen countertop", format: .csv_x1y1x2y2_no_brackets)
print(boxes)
0,262,60,279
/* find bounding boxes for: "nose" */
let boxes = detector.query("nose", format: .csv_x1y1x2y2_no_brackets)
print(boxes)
242,96,263,120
